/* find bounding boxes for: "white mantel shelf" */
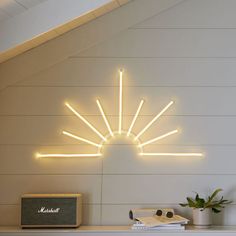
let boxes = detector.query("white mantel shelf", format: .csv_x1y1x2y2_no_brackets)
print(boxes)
1,226,236,236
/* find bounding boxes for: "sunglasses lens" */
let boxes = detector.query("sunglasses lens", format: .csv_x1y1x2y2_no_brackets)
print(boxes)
166,211,174,218
156,210,163,216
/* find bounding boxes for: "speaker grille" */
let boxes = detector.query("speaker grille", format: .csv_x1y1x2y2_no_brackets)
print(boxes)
21,197,77,226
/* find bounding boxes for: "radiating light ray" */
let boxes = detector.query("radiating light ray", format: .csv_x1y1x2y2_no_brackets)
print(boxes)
127,100,144,137
134,101,174,140
65,102,106,141
139,153,203,157
36,153,102,158
96,99,114,137
62,130,101,148
139,129,178,148
119,69,123,134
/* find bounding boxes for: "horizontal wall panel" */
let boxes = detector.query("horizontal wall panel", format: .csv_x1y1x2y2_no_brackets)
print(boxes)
102,146,236,175
1,145,236,175
102,204,236,226
0,175,101,204
79,29,236,57
0,204,101,226
0,205,20,226
102,175,236,204
1,116,236,145
136,0,236,29
17,58,236,87
0,116,108,145
0,145,102,175
2,86,236,116
82,204,101,225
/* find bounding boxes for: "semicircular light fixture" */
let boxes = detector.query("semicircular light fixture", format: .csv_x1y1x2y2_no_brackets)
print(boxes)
36,70,203,159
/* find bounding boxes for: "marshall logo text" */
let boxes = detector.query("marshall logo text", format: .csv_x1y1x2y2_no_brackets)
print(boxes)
37,207,60,214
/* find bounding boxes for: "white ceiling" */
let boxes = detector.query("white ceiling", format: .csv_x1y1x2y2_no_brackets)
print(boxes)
0,0,47,22
0,0,131,63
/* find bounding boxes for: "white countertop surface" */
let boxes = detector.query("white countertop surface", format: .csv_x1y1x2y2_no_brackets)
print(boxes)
1,225,236,233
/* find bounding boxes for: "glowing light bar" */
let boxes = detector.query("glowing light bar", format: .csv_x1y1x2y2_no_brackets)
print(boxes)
127,100,144,137
65,102,106,141
139,129,178,148
96,100,113,137
62,131,101,148
119,69,123,134
135,101,174,140
140,153,203,157
36,153,102,158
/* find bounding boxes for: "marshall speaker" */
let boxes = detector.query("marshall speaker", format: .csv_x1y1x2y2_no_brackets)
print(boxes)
21,194,82,228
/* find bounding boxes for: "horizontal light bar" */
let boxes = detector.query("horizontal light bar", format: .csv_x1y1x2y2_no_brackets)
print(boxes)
96,99,114,137
140,153,203,157
65,102,106,141
139,130,178,148
135,101,174,140
119,69,123,134
62,131,101,148
127,100,144,137
36,153,102,158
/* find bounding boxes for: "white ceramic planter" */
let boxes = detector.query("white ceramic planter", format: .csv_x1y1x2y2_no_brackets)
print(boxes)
192,208,212,228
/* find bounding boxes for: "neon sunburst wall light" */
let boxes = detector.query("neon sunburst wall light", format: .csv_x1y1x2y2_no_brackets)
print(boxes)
36,70,203,158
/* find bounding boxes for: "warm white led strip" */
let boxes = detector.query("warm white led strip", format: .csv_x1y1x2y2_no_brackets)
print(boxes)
127,100,144,137
134,101,174,140
62,130,101,148
139,130,178,148
36,153,102,158
96,99,114,137
119,69,123,134
140,153,203,157
65,102,106,141
36,70,203,159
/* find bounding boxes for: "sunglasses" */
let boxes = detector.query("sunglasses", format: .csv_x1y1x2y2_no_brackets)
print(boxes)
156,209,174,218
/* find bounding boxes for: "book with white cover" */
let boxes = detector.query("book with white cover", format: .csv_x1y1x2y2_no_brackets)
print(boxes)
131,225,185,231
132,222,185,230
133,223,183,227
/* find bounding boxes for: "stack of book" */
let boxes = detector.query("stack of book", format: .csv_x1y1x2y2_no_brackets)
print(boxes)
131,215,189,231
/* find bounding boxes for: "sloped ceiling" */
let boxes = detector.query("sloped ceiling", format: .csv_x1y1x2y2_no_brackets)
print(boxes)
0,0,130,63
0,0,184,91
0,0,47,22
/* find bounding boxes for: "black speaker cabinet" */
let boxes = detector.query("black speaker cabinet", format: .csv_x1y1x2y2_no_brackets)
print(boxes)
21,194,82,228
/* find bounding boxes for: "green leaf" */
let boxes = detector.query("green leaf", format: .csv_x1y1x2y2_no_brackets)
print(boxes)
210,189,222,201
179,203,188,207
195,198,205,208
205,189,222,207
187,197,196,208
195,194,200,201
221,200,232,204
212,208,221,213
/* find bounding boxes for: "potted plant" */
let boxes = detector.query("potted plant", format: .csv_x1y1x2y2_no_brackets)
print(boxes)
180,189,232,228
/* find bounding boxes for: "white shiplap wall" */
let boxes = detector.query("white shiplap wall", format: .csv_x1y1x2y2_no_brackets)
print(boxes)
1,0,236,226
